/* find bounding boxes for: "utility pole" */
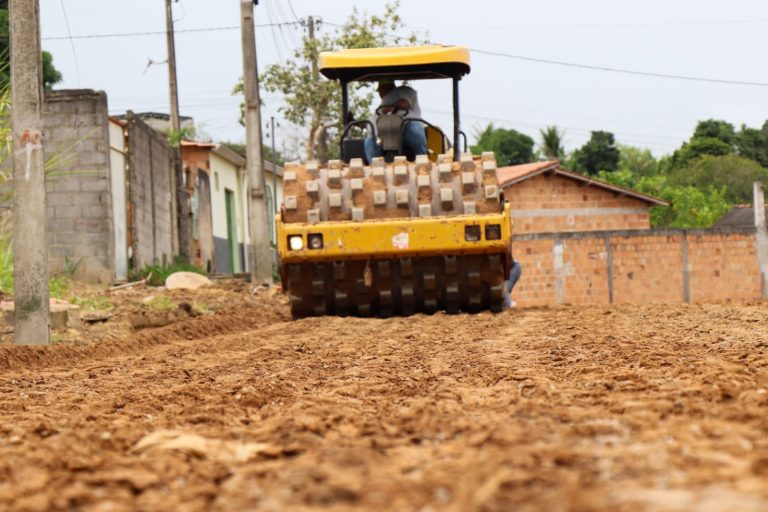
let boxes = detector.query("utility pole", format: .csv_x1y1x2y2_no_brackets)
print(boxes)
165,0,192,262
305,16,328,162
10,0,50,345
240,0,272,283
270,116,277,214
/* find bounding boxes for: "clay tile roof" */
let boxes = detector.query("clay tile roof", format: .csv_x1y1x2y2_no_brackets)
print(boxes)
497,160,669,206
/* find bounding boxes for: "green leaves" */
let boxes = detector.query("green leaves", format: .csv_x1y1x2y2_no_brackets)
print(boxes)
471,123,534,166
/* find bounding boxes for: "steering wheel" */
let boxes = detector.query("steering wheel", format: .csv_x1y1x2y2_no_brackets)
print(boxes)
375,105,410,117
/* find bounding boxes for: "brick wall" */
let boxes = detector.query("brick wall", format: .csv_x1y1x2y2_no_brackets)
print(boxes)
125,112,177,269
504,174,652,234
43,90,114,283
512,228,760,306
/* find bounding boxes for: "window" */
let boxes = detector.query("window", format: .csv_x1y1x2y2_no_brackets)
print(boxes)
214,171,220,191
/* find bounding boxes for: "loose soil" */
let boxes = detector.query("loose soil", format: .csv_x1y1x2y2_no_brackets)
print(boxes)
0,286,767,511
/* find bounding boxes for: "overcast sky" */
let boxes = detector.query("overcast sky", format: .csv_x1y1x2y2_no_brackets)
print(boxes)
39,0,768,157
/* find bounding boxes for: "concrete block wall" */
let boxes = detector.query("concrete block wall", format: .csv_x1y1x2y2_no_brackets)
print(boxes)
512,228,761,307
506,174,652,234
43,90,114,283
125,112,177,269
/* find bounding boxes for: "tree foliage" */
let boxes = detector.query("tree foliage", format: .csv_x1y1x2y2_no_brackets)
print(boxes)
0,3,63,90
571,130,619,175
471,123,534,166
247,1,420,161
539,125,565,160
666,153,768,204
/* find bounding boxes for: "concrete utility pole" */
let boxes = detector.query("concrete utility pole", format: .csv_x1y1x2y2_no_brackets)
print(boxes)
240,0,272,283
270,116,277,214
10,0,50,345
165,0,192,262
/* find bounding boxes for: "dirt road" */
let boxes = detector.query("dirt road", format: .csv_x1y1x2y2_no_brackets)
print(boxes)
1,297,767,511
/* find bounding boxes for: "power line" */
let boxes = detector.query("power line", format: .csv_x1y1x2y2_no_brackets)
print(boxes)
471,48,768,88
413,18,768,31
41,22,302,41
322,21,768,88
58,0,80,87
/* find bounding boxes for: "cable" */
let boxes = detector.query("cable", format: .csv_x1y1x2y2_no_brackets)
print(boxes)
41,22,302,41
58,0,80,87
322,21,768,88
470,48,768,88
411,18,768,31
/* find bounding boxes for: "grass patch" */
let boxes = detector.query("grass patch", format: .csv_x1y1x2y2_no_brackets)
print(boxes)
143,296,175,310
130,258,207,287
70,295,114,311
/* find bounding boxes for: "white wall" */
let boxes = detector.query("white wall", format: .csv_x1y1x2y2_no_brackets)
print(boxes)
108,119,128,281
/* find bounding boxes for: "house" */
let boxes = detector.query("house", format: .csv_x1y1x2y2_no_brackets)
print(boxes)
497,160,668,234
713,204,761,229
181,141,283,274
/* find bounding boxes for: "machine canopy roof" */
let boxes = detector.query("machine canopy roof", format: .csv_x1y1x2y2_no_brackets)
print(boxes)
319,45,470,82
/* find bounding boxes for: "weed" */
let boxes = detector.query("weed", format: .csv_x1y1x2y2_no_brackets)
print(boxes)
143,296,175,310
71,295,113,311
48,275,70,300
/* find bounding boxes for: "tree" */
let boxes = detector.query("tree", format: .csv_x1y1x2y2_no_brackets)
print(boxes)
539,125,565,160
670,119,736,168
0,2,63,89
471,123,534,165
245,1,420,161
735,124,768,168
617,144,659,177
667,154,768,204
572,130,619,175
692,119,736,145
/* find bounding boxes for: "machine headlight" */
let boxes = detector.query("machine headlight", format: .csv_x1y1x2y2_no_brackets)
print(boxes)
485,224,501,240
465,225,481,242
288,235,304,251
308,233,324,250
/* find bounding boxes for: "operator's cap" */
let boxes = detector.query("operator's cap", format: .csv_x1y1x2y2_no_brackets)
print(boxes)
377,78,395,87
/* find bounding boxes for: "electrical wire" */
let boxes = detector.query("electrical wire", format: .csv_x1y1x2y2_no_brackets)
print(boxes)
41,22,302,41
322,21,768,88
58,0,80,87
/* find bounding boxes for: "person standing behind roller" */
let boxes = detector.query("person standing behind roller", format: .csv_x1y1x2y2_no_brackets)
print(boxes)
364,79,428,162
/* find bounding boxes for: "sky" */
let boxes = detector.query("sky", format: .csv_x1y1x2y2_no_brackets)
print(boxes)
39,0,768,158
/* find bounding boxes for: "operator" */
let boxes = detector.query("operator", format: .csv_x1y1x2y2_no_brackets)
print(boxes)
364,79,428,162
505,258,522,308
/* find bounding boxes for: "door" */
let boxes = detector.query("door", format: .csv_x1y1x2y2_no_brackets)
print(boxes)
225,188,238,273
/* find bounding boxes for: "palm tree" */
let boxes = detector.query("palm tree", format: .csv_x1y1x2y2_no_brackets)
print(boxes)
539,125,565,161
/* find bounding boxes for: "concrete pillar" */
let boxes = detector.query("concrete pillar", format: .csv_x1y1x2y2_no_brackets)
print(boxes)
754,182,768,299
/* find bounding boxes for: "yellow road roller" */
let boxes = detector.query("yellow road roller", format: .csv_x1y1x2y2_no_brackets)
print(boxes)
276,45,511,318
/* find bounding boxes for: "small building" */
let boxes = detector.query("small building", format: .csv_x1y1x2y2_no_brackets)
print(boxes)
498,160,668,234
181,141,283,274
713,204,761,229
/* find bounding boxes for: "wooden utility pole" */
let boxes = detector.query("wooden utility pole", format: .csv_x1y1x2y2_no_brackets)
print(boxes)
240,0,272,283
10,0,50,345
165,0,192,262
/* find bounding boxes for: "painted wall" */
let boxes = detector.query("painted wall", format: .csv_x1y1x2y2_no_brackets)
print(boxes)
108,119,128,281
511,228,761,307
210,152,245,273
504,174,652,234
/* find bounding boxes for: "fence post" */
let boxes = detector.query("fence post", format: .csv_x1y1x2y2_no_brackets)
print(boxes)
754,182,768,300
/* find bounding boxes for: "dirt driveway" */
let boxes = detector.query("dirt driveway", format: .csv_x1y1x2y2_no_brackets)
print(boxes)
1,295,767,511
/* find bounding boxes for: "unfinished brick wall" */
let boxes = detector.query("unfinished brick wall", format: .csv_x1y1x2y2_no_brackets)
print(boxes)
43,89,114,283
512,228,760,306
505,174,652,234
125,112,177,269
